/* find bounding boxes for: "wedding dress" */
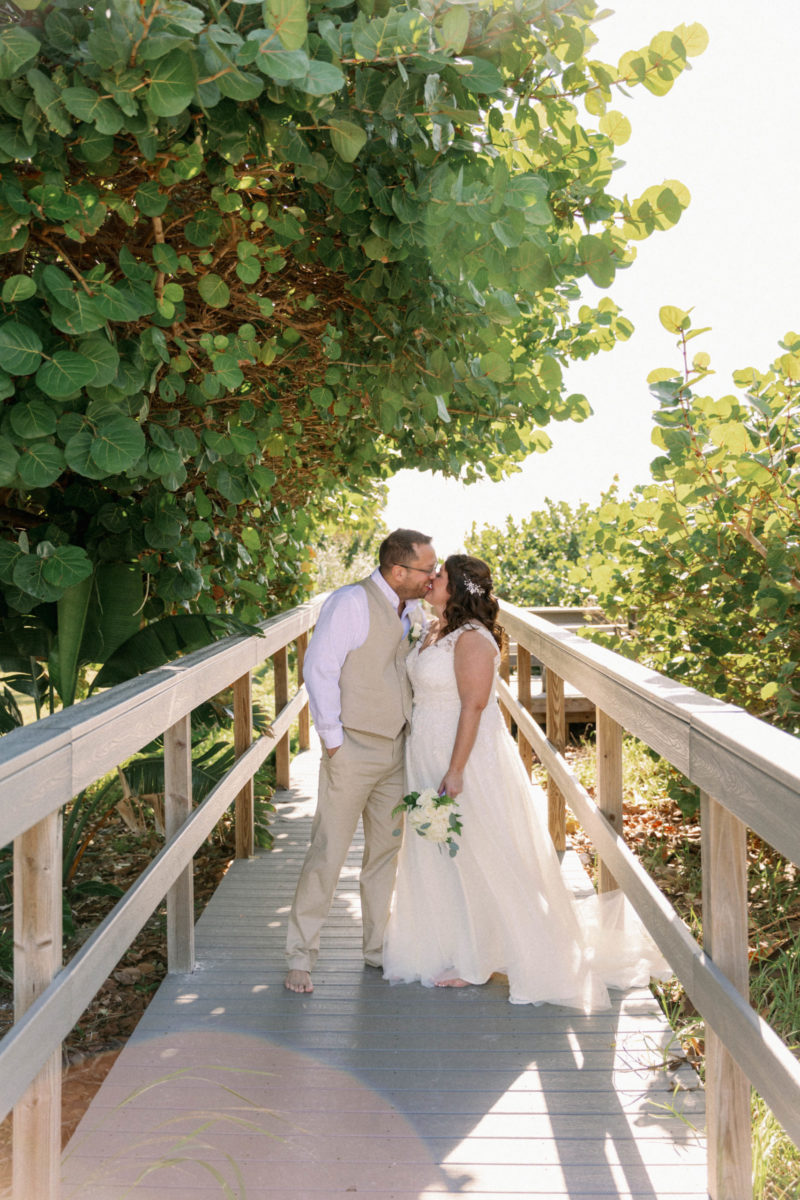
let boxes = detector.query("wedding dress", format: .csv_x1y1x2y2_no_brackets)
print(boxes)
383,623,670,1010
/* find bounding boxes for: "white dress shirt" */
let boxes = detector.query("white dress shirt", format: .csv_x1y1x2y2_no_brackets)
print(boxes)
304,568,424,750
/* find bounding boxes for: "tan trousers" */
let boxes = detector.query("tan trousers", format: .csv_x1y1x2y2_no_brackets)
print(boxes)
285,727,405,971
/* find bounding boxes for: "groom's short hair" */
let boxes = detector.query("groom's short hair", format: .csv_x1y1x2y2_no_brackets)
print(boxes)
379,529,432,570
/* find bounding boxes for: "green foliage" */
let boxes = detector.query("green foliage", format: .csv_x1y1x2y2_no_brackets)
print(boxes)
574,313,800,734
0,0,703,647
311,490,388,591
466,495,607,605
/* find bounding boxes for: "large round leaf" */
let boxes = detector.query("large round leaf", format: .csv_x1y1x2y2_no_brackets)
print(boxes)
0,322,43,375
216,68,264,102
17,442,66,488
456,56,503,95
578,235,615,288
42,545,93,590
64,429,111,480
146,50,197,117
135,181,168,217
78,336,120,387
301,59,345,96
252,42,309,83
145,511,183,549
13,555,62,603
10,399,57,439
61,86,125,134
185,209,222,247
198,273,230,308
0,437,19,486
148,445,184,477
1,274,36,303
329,119,367,163
36,351,97,398
266,0,308,51
440,6,470,54
158,563,203,601
89,417,146,473
0,26,40,80
599,110,632,146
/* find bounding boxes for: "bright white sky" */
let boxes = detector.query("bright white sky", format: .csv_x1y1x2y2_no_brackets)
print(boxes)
383,0,799,551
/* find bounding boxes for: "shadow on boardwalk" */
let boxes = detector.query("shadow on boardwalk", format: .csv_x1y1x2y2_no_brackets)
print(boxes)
61,743,706,1199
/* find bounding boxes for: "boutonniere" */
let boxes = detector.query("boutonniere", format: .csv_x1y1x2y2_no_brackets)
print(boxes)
408,615,425,645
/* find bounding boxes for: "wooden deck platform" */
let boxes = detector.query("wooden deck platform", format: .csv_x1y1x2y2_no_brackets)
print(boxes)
61,741,707,1199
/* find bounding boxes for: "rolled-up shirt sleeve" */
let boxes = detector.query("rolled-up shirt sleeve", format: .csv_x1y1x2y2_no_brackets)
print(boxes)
303,585,369,750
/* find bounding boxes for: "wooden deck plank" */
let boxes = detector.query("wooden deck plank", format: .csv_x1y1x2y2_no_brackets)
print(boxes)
61,740,706,1199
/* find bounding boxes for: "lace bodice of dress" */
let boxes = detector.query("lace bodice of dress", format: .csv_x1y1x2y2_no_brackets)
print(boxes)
407,622,501,736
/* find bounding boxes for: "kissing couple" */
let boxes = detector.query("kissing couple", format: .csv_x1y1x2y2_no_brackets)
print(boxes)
285,529,667,1005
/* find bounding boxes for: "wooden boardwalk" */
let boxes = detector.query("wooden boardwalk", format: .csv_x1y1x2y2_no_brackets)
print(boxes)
61,741,707,1199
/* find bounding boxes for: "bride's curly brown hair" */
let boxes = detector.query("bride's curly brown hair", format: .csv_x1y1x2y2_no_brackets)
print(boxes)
440,555,502,647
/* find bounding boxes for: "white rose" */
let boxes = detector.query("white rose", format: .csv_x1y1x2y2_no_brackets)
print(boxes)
407,808,429,833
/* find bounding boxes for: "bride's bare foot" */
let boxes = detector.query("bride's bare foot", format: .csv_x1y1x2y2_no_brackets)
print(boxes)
435,977,470,988
284,969,313,993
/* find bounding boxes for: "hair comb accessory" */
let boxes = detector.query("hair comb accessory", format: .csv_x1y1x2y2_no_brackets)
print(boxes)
464,578,482,596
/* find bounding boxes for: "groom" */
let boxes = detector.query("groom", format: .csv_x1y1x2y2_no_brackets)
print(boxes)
284,528,437,993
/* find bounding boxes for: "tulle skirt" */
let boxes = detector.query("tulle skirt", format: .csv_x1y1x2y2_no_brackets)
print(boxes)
383,696,670,1010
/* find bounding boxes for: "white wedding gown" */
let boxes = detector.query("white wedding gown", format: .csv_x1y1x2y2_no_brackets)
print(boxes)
383,624,670,1010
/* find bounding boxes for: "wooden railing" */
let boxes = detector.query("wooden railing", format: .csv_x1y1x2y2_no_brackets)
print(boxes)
496,599,800,1200
3,595,800,1199
0,595,324,1200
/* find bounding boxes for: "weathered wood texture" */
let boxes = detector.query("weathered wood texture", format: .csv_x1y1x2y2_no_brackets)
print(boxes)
273,646,290,789
0,730,284,1124
13,812,62,1200
498,600,800,869
0,597,326,848
296,632,310,750
498,633,512,732
233,671,254,860
496,676,800,1151
701,792,752,1199
545,667,567,852
596,710,623,894
516,645,533,775
5,597,800,1198
164,715,194,974
61,742,707,1200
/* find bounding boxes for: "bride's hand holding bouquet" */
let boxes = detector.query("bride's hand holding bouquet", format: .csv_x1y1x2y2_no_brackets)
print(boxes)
393,787,463,858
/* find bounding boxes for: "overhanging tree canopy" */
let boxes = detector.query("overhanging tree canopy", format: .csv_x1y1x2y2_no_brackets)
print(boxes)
0,0,704,649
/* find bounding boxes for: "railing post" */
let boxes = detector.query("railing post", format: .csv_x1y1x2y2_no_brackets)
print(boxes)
273,646,290,788
13,811,63,1200
165,714,194,973
545,667,566,851
296,633,310,751
233,671,254,859
499,634,512,732
596,710,623,893
516,645,533,776
701,790,752,1200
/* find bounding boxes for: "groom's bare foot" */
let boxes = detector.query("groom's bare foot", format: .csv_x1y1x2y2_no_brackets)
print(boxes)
285,969,313,993
435,977,470,988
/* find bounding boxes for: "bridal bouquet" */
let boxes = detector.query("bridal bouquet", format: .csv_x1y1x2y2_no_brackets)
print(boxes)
393,787,463,858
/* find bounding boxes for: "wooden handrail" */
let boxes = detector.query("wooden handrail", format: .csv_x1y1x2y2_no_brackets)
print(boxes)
495,598,800,1200
0,596,324,1199
499,600,800,867
3,594,799,1200
0,600,325,847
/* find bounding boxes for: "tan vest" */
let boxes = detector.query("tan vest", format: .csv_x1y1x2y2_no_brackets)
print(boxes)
339,577,412,738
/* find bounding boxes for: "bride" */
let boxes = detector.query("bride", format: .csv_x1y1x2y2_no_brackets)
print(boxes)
383,554,669,1009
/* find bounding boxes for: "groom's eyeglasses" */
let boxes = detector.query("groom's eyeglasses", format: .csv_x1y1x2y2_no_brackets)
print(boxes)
393,562,439,577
